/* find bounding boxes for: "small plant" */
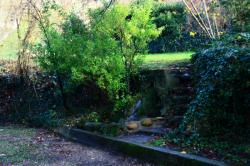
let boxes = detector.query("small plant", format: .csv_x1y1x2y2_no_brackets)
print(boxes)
86,112,100,123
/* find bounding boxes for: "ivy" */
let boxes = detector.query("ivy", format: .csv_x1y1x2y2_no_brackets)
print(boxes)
183,46,250,137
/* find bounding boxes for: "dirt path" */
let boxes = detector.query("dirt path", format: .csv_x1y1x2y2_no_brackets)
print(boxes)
0,126,154,166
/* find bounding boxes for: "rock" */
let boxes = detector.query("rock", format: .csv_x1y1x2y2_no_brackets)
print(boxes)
141,118,153,127
153,117,165,125
153,117,165,121
126,121,139,130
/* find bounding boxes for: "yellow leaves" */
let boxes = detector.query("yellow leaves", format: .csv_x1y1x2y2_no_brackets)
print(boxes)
189,31,197,37
214,12,220,17
237,35,242,40
218,31,224,36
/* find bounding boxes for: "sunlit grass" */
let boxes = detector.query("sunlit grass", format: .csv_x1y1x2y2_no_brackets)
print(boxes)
0,28,194,71
142,52,194,70
0,30,19,60
0,22,40,61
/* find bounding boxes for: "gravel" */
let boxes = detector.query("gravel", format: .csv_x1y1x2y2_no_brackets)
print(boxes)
0,126,154,166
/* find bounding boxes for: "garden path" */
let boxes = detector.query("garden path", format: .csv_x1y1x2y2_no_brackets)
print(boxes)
0,125,154,166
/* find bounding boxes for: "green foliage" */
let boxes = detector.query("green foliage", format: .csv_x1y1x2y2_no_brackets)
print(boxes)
142,52,192,70
160,131,250,165
100,123,124,137
182,46,250,136
33,0,160,119
214,32,250,48
34,8,124,105
85,112,100,123
220,0,250,32
35,13,88,77
7,108,65,128
150,3,186,52
31,110,65,128
149,3,209,52
113,94,138,117
92,0,161,91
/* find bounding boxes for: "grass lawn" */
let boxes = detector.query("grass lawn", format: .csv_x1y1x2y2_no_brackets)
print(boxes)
0,22,38,61
142,52,194,70
0,30,19,61
0,30,194,70
0,126,37,163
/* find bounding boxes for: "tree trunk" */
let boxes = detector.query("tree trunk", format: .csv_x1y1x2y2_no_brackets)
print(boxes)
125,60,131,93
57,74,69,111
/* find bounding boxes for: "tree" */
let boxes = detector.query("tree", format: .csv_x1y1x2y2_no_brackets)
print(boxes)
32,1,86,111
32,0,161,115
182,0,226,39
220,0,250,32
150,2,187,52
33,1,125,110
92,0,161,92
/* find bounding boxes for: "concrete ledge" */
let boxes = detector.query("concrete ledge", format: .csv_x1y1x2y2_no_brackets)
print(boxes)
56,128,226,166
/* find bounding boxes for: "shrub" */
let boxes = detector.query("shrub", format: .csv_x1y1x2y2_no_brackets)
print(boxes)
220,0,250,32
183,46,250,137
33,1,160,120
149,2,210,53
214,32,250,48
91,0,161,92
33,10,90,110
150,3,186,52
34,8,125,109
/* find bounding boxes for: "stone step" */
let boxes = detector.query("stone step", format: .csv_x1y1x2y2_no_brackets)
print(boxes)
167,103,189,111
169,87,194,95
164,116,183,128
166,96,192,105
118,134,155,144
165,106,188,116
169,73,192,83
168,67,191,72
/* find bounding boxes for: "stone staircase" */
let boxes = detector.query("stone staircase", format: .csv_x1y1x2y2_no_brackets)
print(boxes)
126,63,195,134
163,63,194,128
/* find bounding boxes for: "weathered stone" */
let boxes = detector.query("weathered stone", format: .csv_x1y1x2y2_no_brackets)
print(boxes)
57,128,227,166
141,118,153,127
126,122,139,130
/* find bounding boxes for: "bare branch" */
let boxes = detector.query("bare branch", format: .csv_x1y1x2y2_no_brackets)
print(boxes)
202,0,215,38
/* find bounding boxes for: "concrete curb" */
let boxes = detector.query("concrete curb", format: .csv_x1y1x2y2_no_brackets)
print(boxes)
56,128,226,166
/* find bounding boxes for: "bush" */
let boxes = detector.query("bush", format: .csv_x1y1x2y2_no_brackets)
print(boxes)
149,3,210,53
32,0,160,120
220,0,250,32
214,32,250,48
91,0,161,92
34,12,90,110
183,46,250,137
